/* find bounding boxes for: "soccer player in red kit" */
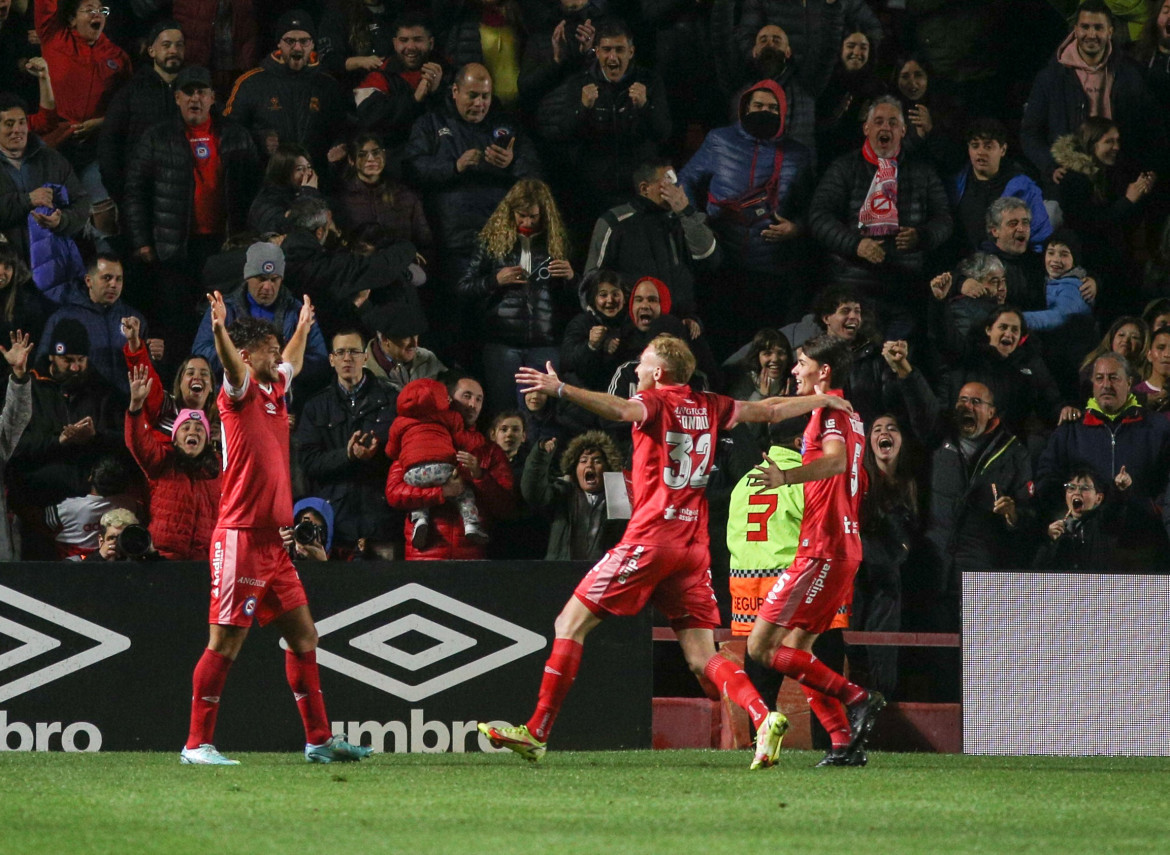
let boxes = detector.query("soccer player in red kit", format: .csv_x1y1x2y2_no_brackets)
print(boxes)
746,333,884,768
477,334,854,764
180,283,372,765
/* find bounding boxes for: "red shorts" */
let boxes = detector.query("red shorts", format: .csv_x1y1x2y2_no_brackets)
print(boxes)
209,528,308,627
756,555,859,634
574,541,721,631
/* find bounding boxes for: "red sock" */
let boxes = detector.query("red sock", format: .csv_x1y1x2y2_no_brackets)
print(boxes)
525,638,583,742
800,684,851,749
705,655,770,728
769,646,866,706
186,648,233,750
285,649,332,745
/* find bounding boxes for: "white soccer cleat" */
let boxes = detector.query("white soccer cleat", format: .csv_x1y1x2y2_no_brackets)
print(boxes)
180,744,240,765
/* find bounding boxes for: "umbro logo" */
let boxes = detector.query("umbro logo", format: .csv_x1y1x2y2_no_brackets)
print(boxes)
265,402,277,414
0,585,130,703
286,584,545,702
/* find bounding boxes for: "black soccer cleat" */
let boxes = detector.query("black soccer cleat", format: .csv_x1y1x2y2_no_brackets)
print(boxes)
814,746,868,768
845,690,886,753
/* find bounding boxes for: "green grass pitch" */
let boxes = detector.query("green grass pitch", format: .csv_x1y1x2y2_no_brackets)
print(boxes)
2,750,1168,855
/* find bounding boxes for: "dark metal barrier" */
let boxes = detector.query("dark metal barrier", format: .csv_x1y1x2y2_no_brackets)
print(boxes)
0,561,652,753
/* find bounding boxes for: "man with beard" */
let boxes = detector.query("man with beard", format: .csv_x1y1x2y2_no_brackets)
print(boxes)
38,253,153,399
808,96,952,339
1036,352,1170,569
585,158,719,318
354,16,446,164
718,23,839,163
1021,0,1165,184
679,80,815,351
98,20,187,206
13,318,125,513
540,18,671,217
223,9,347,166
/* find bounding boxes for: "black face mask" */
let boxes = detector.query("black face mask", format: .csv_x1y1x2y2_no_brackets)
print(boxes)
742,110,781,140
753,47,787,80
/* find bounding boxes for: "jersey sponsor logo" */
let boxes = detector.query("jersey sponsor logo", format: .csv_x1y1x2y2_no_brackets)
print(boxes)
236,577,266,588
616,546,643,585
843,515,860,535
0,585,131,705
243,596,258,616
295,583,545,702
804,561,831,604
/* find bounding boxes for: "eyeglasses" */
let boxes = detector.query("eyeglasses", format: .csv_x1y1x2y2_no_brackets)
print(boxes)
281,37,313,47
81,6,110,16
1064,483,1096,493
357,148,384,160
956,396,990,407
331,348,365,358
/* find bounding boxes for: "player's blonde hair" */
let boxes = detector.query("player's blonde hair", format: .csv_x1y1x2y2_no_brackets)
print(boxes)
649,334,696,384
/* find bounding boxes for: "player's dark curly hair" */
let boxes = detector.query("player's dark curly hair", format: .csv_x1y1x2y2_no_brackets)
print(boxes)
227,316,281,352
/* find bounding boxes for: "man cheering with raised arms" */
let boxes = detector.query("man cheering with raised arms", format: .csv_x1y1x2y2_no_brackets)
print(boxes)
479,334,852,767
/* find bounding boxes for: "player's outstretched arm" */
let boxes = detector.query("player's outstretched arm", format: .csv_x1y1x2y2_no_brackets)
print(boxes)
281,295,315,378
737,393,853,424
749,437,846,490
516,362,645,423
207,291,248,390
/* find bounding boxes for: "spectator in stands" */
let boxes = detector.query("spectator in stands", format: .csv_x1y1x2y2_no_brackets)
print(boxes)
0,246,48,394
38,253,153,398
191,241,329,393
125,364,221,561
489,408,527,470
560,269,625,393
725,327,793,450
172,0,257,97
1022,0,1166,186
1033,464,1118,571
121,314,217,442
1079,316,1150,385
815,29,884,169
716,21,840,161
296,326,400,558
284,499,334,561
808,95,953,339
521,430,625,561
247,143,322,234
34,0,131,240
950,118,1052,252
384,372,515,558
0,328,32,559
1037,351,1170,567
515,0,601,115
83,507,159,562
540,18,671,216
440,0,526,110
458,178,574,415
362,300,446,390
316,0,398,86
1052,117,1155,313
585,158,718,319
1142,296,1170,336
332,133,434,262
353,15,446,168
1135,325,1170,410
0,0,39,109
0,92,90,262
888,53,964,169
223,9,347,165
975,197,1050,311
731,0,880,70
679,80,816,346
45,454,138,560
97,19,185,207
124,65,259,356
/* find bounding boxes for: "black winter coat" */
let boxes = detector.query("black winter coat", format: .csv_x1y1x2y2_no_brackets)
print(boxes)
808,149,952,289
560,308,625,391
97,65,179,203
123,116,259,262
295,371,400,547
940,340,1063,441
458,232,575,347
247,183,321,235
0,135,90,260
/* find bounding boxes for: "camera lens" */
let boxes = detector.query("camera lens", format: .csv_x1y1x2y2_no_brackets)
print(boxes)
117,524,152,558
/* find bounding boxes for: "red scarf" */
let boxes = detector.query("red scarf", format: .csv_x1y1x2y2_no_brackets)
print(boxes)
858,139,899,236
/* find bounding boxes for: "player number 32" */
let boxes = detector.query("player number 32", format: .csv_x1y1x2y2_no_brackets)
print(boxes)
663,431,712,489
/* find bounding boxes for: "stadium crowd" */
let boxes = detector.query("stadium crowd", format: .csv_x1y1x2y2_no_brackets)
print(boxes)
4,0,1170,694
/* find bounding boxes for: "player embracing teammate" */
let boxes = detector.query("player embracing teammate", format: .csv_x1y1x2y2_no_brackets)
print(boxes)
478,333,865,766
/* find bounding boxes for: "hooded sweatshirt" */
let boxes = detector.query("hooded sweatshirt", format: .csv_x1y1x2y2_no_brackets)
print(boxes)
1057,31,1114,119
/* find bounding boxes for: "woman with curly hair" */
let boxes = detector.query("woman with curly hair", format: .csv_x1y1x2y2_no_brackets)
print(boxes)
458,178,575,415
521,430,626,561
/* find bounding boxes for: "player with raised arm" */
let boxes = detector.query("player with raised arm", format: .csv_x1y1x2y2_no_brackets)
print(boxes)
181,288,372,766
477,334,854,766
745,333,883,768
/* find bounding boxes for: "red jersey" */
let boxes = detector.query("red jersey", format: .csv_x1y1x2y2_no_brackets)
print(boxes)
185,119,224,236
217,363,295,529
796,393,866,561
622,384,739,547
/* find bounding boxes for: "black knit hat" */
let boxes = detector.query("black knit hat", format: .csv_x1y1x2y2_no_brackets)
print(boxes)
1044,228,1082,265
51,319,90,357
146,18,183,45
276,9,316,42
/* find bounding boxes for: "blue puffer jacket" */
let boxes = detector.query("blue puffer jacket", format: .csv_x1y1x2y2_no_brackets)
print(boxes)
679,79,815,274
1022,275,1091,332
951,163,1053,251
27,182,84,305
38,285,148,398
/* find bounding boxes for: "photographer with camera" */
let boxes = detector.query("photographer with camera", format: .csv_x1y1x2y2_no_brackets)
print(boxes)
85,508,162,562
281,499,334,561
